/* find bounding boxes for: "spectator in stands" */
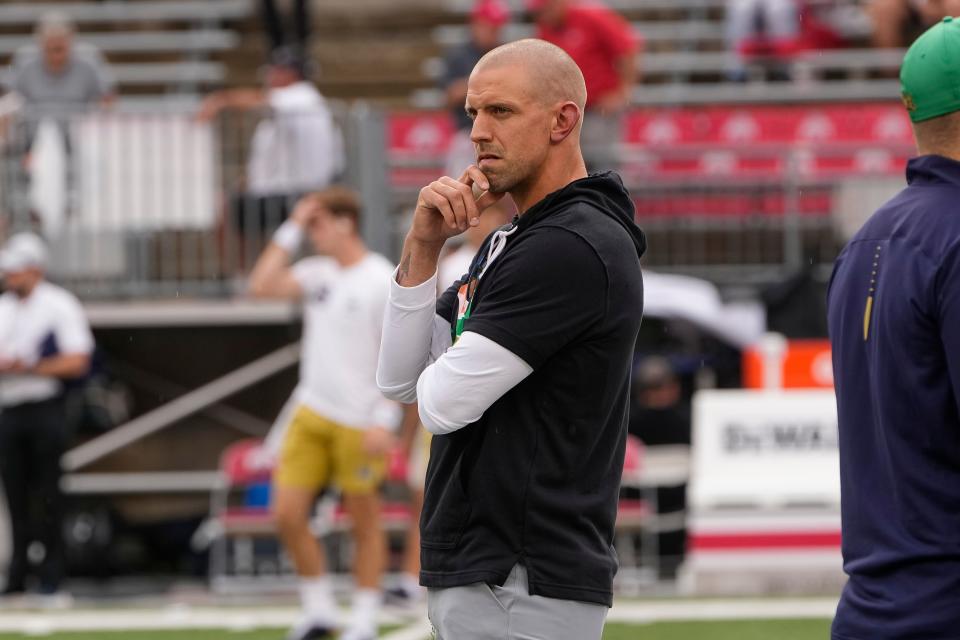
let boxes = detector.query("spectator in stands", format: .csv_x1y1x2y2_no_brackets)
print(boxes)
248,188,398,640
5,10,115,208
867,0,960,49
441,0,510,178
0,232,93,601
3,13,115,236
725,0,800,81
628,357,690,579
197,46,344,245
7,12,115,115
530,0,639,172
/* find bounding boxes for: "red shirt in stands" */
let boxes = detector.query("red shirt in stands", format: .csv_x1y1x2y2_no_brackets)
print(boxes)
535,4,638,108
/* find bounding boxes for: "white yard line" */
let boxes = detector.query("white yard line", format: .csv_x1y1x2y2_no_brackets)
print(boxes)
0,607,301,634
0,605,417,634
0,598,839,635
608,598,838,623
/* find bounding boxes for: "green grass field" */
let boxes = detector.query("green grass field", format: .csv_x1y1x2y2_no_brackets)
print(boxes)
604,619,832,639
0,619,833,639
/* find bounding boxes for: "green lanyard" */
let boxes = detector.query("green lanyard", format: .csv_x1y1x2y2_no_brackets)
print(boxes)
450,220,518,343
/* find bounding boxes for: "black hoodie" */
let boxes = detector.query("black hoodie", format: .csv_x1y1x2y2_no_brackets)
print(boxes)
422,172,646,606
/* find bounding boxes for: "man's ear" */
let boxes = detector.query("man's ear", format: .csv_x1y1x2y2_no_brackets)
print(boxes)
551,102,581,143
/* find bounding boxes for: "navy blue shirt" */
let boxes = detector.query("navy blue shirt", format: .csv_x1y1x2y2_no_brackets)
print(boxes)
828,155,960,640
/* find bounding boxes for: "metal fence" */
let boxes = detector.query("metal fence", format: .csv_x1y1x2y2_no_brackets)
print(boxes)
622,142,912,285
0,101,914,299
386,110,914,287
0,100,391,299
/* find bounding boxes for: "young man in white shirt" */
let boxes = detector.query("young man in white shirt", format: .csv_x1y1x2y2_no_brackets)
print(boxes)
248,187,398,640
0,233,93,598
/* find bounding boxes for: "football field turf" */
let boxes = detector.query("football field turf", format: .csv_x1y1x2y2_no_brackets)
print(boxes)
0,619,833,639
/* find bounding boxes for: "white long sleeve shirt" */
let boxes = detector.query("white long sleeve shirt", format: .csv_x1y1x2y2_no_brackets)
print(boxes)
376,270,532,435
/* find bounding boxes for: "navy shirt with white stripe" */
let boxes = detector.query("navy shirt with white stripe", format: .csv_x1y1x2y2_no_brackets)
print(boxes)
828,155,960,640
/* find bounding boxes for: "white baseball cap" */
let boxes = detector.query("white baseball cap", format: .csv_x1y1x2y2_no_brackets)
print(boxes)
0,232,48,273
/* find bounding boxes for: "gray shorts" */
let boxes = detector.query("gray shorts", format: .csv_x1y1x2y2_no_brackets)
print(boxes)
427,564,608,640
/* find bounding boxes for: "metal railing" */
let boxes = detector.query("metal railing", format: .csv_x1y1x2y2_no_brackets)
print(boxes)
385,112,913,287
0,100,913,298
0,100,391,299
620,141,912,283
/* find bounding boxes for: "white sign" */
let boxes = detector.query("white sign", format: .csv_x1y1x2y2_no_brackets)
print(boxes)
689,389,840,509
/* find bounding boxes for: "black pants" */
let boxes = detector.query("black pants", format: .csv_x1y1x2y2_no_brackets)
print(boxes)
261,0,310,53
229,191,303,238
0,397,67,593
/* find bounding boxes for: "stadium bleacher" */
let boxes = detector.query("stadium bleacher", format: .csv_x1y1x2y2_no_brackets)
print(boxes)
385,100,911,280
0,30,239,55
0,1,253,23
411,1,898,107
0,0,885,106
0,0,253,95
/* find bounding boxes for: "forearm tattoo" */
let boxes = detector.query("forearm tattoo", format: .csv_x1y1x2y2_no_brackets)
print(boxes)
397,252,412,284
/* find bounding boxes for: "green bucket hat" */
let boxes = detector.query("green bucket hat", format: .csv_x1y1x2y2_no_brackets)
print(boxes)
901,16,960,123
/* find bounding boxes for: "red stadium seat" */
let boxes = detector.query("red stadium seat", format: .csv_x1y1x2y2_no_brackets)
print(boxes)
388,104,913,217
208,439,413,593
220,438,273,486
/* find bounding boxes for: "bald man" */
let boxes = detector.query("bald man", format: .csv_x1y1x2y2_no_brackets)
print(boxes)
377,39,646,640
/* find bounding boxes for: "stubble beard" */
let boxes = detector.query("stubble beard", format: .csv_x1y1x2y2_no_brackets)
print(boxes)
483,161,523,195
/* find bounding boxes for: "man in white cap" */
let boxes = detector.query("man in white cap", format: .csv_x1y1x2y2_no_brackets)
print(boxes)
0,232,92,598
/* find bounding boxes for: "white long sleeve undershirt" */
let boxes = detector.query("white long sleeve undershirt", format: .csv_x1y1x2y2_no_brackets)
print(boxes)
376,270,532,435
